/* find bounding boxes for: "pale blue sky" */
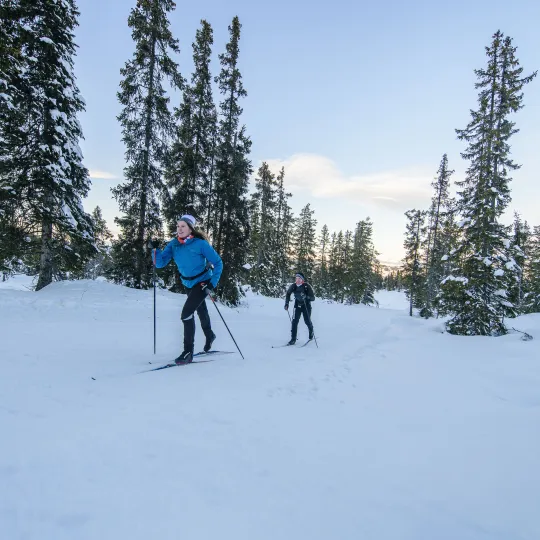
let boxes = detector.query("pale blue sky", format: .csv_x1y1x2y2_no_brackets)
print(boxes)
76,0,540,263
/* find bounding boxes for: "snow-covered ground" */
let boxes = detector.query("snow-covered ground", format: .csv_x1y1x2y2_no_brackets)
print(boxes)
1,276,539,540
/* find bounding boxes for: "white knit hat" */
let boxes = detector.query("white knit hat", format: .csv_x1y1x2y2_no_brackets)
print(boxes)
178,214,197,228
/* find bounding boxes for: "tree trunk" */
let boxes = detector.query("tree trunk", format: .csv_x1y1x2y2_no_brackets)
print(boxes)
36,218,53,291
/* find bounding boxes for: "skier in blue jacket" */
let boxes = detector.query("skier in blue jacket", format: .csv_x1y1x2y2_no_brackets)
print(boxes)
152,215,223,364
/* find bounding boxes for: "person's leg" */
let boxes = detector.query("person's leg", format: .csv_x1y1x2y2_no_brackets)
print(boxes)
302,302,314,339
196,299,215,351
290,303,301,343
179,286,206,360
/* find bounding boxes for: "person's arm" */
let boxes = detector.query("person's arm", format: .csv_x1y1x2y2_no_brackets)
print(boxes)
201,241,223,287
154,240,174,268
306,283,315,302
284,284,294,308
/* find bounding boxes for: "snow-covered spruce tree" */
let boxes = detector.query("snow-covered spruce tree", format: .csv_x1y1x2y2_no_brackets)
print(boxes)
164,19,217,229
383,269,405,291
0,0,95,289
273,167,294,289
421,154,454,318
403,209,427,317
79,206,113,280
247,161,282,295
313,224,331,299
440,31,536,335
350,218,378,306
0,1,24,276
341,230,353,303
111,0,183,289
524,225,540,313
292,203,317,282
507,212,530,313
211,17,252,304
326,231,339,300
372,261,384,292
434,200,461,315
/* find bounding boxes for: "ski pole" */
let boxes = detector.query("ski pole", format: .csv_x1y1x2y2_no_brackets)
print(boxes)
152,248,156,355
302,299,318,348
286,305,292,322
207,294,245,360
148,241,157,355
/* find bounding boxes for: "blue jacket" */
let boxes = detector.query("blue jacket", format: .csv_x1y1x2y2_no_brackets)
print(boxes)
154,236,223,289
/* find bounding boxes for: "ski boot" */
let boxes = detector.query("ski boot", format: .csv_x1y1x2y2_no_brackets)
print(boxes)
175,350,193,365
204,331,216,353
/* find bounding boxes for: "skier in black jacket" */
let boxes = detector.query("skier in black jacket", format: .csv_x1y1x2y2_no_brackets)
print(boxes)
284,272,315,345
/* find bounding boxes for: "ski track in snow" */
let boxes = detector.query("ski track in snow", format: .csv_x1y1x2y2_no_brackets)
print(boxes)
1,277,540,540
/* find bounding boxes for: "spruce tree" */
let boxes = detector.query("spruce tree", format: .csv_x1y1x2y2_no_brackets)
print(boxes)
0,0,25,275
422,154,454,317
403,210,427,317
435,201,461,315
247,161,280,295
350,218,378,306
111,0,183,289
211,17,252,304
507,212,529,313
274,167,293,288
83,206,113,279
341,230,353,303
165,19,217,228
314,224,331,298
372,260,384,294
327,231,343,301
292,203,317,280
441,31,536,335
0,0,95,290
524,225,540,313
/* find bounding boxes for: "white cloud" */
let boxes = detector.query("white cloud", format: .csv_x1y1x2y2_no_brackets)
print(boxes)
264,153,434,210
89,169,118,180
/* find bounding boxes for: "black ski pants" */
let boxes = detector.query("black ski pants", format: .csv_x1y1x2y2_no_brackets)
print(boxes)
291,301,313,340
181,283,212,352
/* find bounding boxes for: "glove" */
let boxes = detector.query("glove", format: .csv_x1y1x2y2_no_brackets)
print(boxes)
201,282,214,295
147,239,158,249
284,304,289,310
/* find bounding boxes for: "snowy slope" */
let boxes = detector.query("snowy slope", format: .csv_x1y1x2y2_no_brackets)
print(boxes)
1,278,539,540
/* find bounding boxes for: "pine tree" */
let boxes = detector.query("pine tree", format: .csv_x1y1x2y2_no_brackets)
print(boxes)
292,203,317,280
441,31,536,335
421,154,454,317
111,0,183,289
211,17,252,304
403,210,427,317
164,19,217,228
0,0,95,290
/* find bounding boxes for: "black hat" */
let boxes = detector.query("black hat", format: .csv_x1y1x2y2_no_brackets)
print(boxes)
295,272,306,281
